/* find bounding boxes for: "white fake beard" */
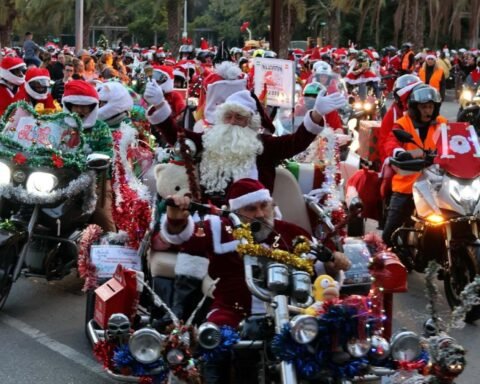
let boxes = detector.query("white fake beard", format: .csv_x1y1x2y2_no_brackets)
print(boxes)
252,214,275,243
200,123,264,194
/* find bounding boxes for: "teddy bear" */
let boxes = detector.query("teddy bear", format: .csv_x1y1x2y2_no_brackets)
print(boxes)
149,161,210,323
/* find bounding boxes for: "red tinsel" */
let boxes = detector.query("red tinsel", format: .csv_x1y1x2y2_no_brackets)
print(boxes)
93,340,115,370
396,358,428,371
77,224,103,291
111,130,152,249
139,377,153,384
51,153,64,168
363,232,387,255
13,152,27,165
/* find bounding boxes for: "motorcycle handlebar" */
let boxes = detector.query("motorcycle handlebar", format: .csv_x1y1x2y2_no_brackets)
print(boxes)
389,157,428,171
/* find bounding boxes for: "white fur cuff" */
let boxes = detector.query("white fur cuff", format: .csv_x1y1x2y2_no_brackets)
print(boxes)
160,215,194,245
174,252,210,280
303,111,325,135
147,102,172,125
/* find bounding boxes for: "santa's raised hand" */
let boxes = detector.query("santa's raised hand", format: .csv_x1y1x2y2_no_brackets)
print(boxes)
144,79,165,106
313,92,346,115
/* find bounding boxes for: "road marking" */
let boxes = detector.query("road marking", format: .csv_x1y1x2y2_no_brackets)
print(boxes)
0,313,112,381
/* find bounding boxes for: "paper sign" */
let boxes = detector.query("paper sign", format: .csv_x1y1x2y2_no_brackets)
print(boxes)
90,245,141,278
3,115,82,153
253,58,295,108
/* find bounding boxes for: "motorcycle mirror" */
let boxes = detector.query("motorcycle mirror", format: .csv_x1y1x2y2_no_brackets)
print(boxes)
87,153,111,170
393,129,415,144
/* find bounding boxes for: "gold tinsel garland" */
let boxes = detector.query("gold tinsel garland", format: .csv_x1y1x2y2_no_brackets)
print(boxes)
232,224,314,275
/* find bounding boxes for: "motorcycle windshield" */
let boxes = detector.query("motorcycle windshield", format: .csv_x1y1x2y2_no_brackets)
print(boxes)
1,102,83,154
434,122,480,179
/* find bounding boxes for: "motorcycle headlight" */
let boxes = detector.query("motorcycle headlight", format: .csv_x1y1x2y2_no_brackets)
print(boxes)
197,322,221,349
363,102,373,111
0,162,11,185
426,214,445,225
289,315,318,344
462,89,473,102
353,101,362,110
26,172,58,193
390,330,421,362
129,328,165,364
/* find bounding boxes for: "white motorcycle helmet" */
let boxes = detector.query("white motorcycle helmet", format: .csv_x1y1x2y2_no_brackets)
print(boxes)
313,61,332,76
97,82,134,126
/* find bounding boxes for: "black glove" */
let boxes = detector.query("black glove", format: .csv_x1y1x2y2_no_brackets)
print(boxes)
395,151,414,161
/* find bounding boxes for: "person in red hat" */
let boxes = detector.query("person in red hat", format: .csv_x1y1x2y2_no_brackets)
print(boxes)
14,67,59,112
148,65,186,120
62,79,115,231
0,56,27,116
162,178,350,383
145,83,345,205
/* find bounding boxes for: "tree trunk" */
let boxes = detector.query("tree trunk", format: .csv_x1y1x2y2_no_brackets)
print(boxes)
279,2,295,59
393,1,405,47
0,1,17,48
326,9,341,47
167,0,181,57
403,0,424,49
356,2,373,44
468,0,480,48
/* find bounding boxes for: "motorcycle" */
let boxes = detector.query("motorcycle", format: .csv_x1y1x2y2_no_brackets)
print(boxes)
457,83,480,130
0,102,110,309
389,124,480,322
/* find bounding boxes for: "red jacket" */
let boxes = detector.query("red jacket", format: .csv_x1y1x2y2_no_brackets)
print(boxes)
14,85,58,110
0,84,16,117
378,102,404,162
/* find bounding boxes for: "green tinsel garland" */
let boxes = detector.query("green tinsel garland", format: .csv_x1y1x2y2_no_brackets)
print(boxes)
0,101,87,171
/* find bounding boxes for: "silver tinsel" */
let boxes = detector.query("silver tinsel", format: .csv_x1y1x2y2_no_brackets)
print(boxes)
0,171,97,214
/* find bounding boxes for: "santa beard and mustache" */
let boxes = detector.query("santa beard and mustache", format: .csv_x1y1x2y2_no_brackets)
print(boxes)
251,213,275,243
200,122,264,194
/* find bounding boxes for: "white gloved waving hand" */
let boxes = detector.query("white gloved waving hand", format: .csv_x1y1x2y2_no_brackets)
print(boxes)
314,92,346,115
144,80,165,106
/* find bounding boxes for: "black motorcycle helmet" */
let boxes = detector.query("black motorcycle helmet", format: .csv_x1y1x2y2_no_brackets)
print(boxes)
407,84,442,123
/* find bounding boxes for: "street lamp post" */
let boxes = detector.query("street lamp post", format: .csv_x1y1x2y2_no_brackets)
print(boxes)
183,0,188,39
75,0,84,53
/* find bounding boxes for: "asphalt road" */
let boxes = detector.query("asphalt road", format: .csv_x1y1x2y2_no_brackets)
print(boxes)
0,97,477,384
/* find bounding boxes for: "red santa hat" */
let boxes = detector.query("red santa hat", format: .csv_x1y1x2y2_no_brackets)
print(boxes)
62,80,99,128
25,67,50,83
0,56,26,85
198,61,247,125
425,51,437,61
227,178,272,211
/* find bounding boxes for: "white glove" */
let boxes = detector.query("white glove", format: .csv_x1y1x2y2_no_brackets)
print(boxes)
144,80,165,106
314,92,346,115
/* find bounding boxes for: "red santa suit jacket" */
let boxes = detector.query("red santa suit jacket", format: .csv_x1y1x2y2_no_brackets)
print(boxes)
14,85,58,110
161,215,311,327
0,82,17,117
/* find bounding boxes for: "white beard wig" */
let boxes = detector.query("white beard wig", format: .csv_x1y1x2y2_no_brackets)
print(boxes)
200,122,264,194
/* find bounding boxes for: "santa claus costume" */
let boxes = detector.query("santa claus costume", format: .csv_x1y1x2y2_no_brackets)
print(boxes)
146,88,344,202
161,178,314,327
0,56,26,116
151,65,185,119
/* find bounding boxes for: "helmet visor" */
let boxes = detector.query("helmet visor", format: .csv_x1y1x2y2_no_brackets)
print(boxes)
152,70,168,84
411,87,441,103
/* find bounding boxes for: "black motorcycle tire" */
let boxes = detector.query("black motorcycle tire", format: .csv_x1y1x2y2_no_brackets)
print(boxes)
85,289,96,340
444,245,480,323
0,274,13,311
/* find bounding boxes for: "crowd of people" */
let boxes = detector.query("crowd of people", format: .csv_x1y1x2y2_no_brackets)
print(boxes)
0,32,476,382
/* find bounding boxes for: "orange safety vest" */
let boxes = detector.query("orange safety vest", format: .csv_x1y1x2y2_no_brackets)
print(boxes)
392,115,448,194
418,66,444,91
401,51,414,71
